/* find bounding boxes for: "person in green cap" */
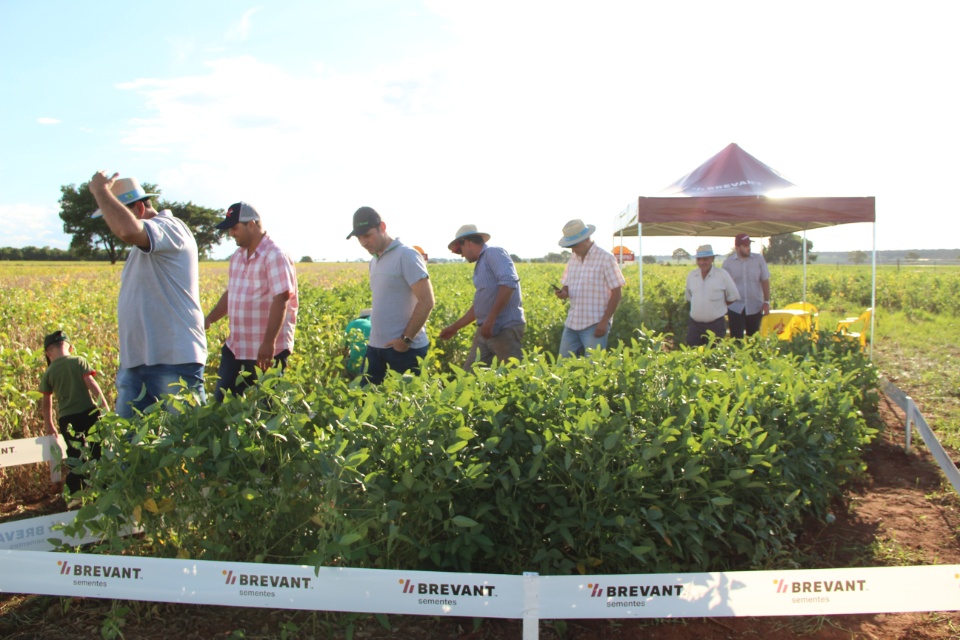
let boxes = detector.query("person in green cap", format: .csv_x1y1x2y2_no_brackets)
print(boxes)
39,330,108,497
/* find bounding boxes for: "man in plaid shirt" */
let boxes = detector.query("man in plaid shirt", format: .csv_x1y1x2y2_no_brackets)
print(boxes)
205,202,298,401
555,219,626,357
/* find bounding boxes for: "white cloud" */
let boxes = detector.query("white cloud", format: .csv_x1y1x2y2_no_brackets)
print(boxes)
87,2,960,261
1,204,69,249
226,7,262,42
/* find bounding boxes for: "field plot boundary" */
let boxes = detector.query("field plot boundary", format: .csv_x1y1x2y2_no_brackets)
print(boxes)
880,377,960,495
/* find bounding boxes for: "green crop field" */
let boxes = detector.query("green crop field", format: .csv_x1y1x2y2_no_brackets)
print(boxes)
0,260,957,579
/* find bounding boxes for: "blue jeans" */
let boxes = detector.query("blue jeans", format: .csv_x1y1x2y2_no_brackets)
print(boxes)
363,344,428,385
558,323,609,358
116,363,206,419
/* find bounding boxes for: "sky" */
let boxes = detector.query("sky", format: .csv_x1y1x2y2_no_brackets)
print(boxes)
2,1,958,261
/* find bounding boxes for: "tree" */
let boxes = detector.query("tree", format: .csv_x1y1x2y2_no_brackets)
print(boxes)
59,181,224,263
300,256,314,263
510,254,523,264
763,233,817,265
168,201,224,260
59,181,136,264
672,248,690,263
848,250,868,265
642,255,657,264
905,251,920,261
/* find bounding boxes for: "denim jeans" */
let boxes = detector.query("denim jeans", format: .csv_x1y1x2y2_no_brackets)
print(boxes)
558,323,609,358
214,344,290,402
363,344,428,385
116,363,206,419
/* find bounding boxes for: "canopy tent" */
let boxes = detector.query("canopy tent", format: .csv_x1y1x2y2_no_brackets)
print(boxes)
613,143,877,355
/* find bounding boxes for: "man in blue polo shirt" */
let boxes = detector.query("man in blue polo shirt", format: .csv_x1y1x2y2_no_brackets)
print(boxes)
347,206,435,385
439,225,525,367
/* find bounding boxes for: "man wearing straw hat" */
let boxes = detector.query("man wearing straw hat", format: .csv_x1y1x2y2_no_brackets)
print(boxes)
347,206,435,385
555,219,626,357
439,225,525,367
88,171,207,417
684,244,740,346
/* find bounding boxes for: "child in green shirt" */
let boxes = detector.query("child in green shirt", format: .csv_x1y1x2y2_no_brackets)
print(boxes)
39,330,107,496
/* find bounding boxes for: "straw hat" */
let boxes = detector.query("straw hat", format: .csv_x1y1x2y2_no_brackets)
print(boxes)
558,219,596,247
694,244,719,259
91,177,158,218
447,224,491,251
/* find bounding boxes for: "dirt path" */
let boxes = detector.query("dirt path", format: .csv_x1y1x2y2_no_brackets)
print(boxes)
2,394,959,639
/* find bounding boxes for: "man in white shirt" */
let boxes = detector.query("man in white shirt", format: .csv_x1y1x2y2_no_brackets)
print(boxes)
684,244,740,346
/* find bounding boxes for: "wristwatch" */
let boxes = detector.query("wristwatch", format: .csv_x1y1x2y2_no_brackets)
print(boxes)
401,335,413,345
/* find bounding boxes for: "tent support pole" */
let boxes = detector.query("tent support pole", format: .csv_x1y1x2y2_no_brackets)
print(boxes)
802,229,808,303
870,221,877,360
638,225,643,306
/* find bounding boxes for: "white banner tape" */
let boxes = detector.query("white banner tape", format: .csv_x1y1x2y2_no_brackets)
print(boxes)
0,511,109,551
880,377,960,495
0,548,957,619
0,550,519,618
536,566,960,618
0,435,67,468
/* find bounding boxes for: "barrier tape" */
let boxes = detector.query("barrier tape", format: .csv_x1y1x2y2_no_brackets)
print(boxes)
1,548,957,620
0,511,107,551
0,434,67,482
2,384,959,638
880,377,960,495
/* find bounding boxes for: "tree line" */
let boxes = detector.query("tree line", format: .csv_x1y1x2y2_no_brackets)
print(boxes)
665,234,817,265
1,180,225,262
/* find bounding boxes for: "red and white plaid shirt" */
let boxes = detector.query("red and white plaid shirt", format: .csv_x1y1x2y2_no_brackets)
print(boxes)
225,234,298,360
561,243,627,330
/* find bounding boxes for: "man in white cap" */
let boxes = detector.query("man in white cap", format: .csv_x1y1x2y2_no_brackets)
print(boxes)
88,171,207,417
347,206,434,384
204,202,299,401
555,219,626,357
439,225,525,367
722,233,771,338
684,244,740,346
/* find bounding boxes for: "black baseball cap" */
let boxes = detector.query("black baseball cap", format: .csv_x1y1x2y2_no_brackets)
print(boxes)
217,202,261,230
346,207,382,239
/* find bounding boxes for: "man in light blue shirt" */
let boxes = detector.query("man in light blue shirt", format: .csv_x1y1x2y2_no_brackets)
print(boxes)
347,206,434,385
439,225,525,367
722,233,771,338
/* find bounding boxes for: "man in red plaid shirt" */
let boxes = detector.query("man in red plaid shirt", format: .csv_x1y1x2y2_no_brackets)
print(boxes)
205,202,298,401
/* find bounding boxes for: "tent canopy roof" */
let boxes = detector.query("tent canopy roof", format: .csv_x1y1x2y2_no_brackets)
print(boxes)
614,143,875,238
616,195,876,238
663,142,795,197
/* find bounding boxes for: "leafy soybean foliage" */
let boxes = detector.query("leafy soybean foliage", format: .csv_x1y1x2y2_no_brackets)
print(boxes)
61,329,877,577
0,260,900,575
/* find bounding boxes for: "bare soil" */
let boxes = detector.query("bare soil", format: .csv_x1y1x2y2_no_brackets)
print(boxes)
2,393,959,639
